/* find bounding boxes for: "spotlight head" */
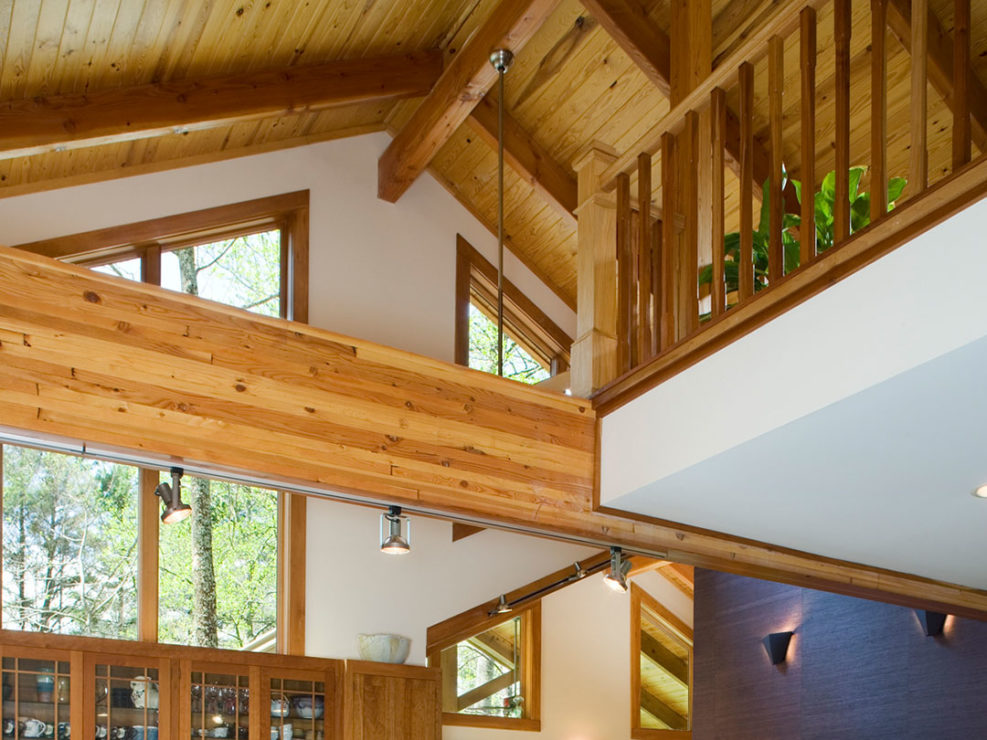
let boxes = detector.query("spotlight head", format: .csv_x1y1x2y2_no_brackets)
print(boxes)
155,467,191,524
603,547,631,593
380,506,410,555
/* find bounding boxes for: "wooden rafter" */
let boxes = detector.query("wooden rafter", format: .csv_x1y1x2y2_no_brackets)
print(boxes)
452,522,485,541
377,0,561,203
468,633,516,668
886,0,987,152
0,52,442,161
466,95,577,227
655,562,695,596
640,687,687,730
640,631,689,686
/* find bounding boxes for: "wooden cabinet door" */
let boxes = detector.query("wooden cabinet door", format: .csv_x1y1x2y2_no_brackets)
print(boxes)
179,659,258,740
342,662,440,740
0,644,79,740
261,663,343,740
83,651,173,740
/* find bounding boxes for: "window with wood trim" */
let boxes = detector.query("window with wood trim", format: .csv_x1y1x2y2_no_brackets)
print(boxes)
631,583,692,738
455,235,570,384
6,192,310,654
429,603,541,732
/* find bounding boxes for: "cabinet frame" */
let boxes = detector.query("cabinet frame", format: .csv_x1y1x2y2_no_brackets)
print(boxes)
83,650,173,740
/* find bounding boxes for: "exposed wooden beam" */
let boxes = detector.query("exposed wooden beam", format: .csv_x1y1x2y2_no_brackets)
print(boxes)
640,631,689,686
457,671,516,711
469,633,516,667
640,688,688,730
0,53,442,161
467,95,577,227
377,0,561,203
4,248,987,620
655,562,695,596
579,0,671,97
886,0,987,152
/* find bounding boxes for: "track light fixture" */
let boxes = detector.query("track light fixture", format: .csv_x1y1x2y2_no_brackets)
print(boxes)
492,595,512,615
603,547,631,593
155,467,192,524
380,505,411,555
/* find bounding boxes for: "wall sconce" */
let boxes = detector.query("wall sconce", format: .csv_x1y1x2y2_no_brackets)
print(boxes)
916,610,948,637
154,467,192,524
763,631,794,665
380,506,411,554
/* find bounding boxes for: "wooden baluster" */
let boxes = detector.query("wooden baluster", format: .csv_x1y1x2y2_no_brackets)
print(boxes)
800,7,817,265
651,222,661,352
630,207,640,368
834,0,852,243
684,110,699,334
739,62,755,301
768,36,784,282
953,0,971,169
710,87,726,318
637,153,653,359
616,172,633,373
660,133,676,349
910,0,928,192
871,0,888,220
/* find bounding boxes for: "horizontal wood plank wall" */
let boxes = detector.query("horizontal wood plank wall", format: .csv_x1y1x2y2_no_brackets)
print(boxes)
2,246,987,618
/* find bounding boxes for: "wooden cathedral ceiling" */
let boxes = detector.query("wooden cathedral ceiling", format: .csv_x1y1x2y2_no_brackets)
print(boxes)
1,0,987,308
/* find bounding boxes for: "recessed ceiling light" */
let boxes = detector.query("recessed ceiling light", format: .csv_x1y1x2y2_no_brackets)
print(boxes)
971,485,987,499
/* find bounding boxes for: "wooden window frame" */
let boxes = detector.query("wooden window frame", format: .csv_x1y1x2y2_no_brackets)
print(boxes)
427,601,541,732
7,191,310,654
455,234,571,375
631,583,693,739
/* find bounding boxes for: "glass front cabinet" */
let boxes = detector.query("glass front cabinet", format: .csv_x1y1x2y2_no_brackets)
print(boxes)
1,646,77,740
85,653,172,740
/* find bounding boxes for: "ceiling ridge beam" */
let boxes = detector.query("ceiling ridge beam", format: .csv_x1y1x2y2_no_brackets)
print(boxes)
640,631,689,686
0,52,443,161
377,0,562,203
467,94,577,227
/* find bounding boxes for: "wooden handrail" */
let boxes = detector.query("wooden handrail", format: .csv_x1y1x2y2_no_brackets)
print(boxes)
600,0,826,189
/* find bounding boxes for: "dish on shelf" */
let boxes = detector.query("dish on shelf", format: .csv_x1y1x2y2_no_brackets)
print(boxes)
291,695,324,719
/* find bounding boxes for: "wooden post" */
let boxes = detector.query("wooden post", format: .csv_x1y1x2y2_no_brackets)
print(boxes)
571,142,619,397
637,153,653,360
660,134,676,349
871,0,888,220
834,0,852,243
768,35,785,282
138,469,160,642
800,7,817,265
739,62,755,300
710,88,726,318
953,0,971,170
910,0,928,192
683,111,700,335
616,172,633,373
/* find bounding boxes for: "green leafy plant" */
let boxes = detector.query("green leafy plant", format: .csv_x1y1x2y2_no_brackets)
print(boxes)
699,166,906,298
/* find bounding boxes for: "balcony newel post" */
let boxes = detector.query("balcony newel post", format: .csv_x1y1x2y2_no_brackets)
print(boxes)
570,141,619,397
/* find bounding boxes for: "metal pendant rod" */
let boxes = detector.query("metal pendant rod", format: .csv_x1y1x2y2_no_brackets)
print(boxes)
490,49,513,377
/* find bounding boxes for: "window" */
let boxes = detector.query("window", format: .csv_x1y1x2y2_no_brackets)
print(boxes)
631,583,692,738
430,602,541,731
455,235,570,384
1,445,138,639
5,192,310,652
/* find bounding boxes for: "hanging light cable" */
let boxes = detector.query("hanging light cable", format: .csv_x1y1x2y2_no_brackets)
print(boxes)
489,49,514,376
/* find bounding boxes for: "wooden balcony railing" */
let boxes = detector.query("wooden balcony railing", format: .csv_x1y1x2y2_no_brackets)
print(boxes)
593,0,986,413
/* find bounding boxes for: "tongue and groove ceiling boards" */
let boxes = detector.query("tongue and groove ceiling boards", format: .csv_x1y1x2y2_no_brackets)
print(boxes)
1,0,987,309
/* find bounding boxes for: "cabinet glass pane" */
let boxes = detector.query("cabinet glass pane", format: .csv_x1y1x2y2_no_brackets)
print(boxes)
94,664,160,740
190,671,248,739
270,677,326,739
1,657,72,738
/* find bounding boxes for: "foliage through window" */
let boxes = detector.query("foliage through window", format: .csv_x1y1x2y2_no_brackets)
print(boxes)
468,305,550,384
1,446,139,640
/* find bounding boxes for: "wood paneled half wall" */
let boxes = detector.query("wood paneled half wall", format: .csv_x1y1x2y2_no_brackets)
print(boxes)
1,245,986,619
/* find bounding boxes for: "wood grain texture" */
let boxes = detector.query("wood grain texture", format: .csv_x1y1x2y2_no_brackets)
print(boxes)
800,7,817,265
710,89,726,318
768,36,784,283
871,0,889,220
694,569,987,739
377,0,561,202
344,661,442,740
833,0,851,243
580,0,672,97
909,0,929,193
3,247,987,617
738,62,755,301
0,53,442,160
138,468,160,643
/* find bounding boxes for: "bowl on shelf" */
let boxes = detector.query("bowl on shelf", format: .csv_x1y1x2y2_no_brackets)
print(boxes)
356,634,410,664
292,695,324,719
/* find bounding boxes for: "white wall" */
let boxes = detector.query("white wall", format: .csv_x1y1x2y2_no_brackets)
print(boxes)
0,133,575,362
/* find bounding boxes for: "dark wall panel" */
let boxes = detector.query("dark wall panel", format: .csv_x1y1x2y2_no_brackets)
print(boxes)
695,569,987,740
